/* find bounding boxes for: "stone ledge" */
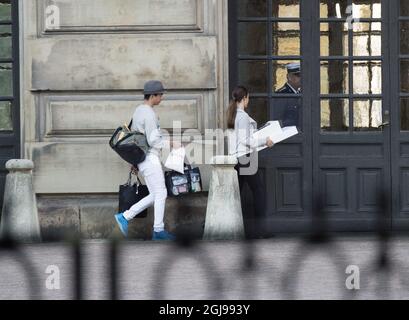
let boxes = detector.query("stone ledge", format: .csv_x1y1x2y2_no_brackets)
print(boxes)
37,193,208,241
37,198,80,241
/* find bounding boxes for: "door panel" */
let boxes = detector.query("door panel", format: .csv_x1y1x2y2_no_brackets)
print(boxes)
229,0,312,233
229,0,394,233
313,0,390,231
391,0,409,230
0,0,20,210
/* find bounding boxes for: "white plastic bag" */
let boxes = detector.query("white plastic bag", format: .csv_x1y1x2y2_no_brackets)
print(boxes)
165,147,186,174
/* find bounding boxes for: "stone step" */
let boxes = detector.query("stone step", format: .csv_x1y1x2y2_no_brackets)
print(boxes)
37,193,208,241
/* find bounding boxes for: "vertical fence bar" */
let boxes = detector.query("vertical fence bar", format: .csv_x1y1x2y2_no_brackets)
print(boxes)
110,239,118,300
73,239,82,300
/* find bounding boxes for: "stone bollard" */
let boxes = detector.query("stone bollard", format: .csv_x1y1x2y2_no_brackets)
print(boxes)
0,159,41,242
203,156,245,240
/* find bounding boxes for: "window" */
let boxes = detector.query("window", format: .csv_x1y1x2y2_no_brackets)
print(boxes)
232,0,302,129
0,0,13,132
400,0,409,130
231,0,384,132
320,0,383,132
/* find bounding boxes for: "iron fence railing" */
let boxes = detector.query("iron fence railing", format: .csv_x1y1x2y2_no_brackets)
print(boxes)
1,192,409,300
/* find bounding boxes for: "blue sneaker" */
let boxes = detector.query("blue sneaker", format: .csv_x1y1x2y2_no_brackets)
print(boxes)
115,213,128,237
152,230,175,241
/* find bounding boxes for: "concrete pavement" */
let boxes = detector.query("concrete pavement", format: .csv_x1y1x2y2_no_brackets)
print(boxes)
1,237,409,300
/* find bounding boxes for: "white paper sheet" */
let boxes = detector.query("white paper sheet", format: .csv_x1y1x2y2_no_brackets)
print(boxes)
255,122,299,152
252,121,283,142
236,121,299,157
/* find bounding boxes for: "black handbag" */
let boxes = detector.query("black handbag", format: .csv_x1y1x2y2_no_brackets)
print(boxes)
109,120,149,167
165,170,189,197
186,165,203,193
118,171,149,218
165,164,202,197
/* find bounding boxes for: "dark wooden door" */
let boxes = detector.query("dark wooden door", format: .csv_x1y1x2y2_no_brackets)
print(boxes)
229,0,395,233
229,0,313,232
312,0,391,232
391,0,409,231
0,0,20,210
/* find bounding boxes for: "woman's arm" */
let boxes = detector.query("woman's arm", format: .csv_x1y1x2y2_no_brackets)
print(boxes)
236,117,268,150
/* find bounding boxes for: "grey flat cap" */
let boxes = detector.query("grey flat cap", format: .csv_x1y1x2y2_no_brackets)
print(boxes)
144,80,166,95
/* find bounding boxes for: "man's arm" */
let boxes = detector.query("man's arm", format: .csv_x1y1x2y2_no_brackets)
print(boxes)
144,112,164,149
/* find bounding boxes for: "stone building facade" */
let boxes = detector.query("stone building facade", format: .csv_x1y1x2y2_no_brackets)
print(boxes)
2,0,409,238
18,0,230,239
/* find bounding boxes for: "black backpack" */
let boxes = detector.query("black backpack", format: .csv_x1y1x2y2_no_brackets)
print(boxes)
109,120,149,167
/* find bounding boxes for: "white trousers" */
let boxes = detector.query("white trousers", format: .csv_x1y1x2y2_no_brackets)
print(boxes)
123,154,167,232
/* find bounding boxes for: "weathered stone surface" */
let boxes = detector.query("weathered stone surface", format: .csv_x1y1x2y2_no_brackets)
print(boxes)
31,142,127,194
37,198,80,241
210,155,238,166
164,193,207,232
0,160,41,243
37,193,208,240
40,0,202,32
203,157,245,240
41,94,202,136
5,159,34,171
30,142,213,194
80,198,119,239
127,193,208,240
127,208,155,240
19,0,229,237
31,37,217,91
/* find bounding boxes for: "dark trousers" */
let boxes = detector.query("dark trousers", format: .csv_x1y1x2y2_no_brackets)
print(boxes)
235,162,267,239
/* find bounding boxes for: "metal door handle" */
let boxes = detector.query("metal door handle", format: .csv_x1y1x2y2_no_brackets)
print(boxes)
378,122,390,129
380,111,391,129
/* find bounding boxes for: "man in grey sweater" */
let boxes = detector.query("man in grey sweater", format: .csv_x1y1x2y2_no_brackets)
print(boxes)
115,80,175,241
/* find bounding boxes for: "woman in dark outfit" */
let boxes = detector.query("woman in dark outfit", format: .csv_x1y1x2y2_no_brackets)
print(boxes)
227,86,274,238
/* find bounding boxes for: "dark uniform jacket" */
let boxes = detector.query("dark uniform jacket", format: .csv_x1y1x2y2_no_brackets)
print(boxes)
275,83,301,127
277,83,299,94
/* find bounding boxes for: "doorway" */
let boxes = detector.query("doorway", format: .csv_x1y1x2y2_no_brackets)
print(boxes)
0,0,20,210
229,0,405,232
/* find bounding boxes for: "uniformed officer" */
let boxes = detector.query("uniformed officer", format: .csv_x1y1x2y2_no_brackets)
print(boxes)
276,62,302,94
274,63,302,127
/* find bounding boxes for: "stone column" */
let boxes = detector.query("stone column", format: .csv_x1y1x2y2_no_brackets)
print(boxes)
0,160,41,242
203,156,245,240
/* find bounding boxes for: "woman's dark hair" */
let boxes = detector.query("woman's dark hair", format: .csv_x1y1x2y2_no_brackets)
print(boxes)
227,86,249,129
